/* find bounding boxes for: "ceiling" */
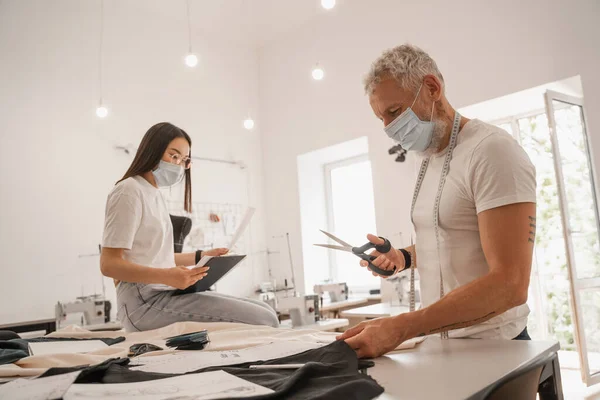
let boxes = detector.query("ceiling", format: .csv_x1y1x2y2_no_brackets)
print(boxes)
141,0,332,48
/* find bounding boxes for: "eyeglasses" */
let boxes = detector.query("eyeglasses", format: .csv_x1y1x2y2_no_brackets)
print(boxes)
168,153,192,169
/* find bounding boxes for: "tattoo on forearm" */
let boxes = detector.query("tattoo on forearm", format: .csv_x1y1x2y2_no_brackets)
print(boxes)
528,216,536,244
417,311,497,336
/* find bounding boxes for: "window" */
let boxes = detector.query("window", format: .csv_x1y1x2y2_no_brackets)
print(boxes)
297,137,372,295
493,91,600,385
494,110,567,347
324,155,379,292
461,76,600,385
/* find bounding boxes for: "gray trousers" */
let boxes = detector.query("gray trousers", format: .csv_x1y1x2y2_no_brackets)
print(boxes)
116,282,279,332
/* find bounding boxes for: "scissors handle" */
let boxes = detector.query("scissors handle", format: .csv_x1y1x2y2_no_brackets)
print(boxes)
356,254,396,277
352,237,391,255
353,237,395,277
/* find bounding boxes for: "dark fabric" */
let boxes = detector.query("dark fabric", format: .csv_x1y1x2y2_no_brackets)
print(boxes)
0,336,126,365
25,336,126,346
128,343,163,357
45,340,384,400
172,341,209,351
0,331,20,341
170,214,192,253
166,330,209,350
40,357,130,381
191,340,384,400
0,340,29,365
512,326,532,340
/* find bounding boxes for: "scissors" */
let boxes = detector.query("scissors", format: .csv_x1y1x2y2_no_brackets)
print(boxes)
314,230,397,277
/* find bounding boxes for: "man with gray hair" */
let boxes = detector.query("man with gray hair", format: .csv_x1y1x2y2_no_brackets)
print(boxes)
338,44,536,358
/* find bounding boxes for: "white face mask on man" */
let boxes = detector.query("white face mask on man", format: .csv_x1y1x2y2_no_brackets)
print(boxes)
152,160,185,188
383,82,436,152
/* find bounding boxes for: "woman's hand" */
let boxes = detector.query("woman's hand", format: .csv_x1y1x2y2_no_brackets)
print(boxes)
361,234,405,277
204,248,229,257
162,266,209,290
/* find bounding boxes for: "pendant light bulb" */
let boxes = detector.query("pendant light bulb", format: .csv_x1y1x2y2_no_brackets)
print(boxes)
185,53,198,68
321,0,336,10
312,64,325,80
244,118,255,130
96,105,108,118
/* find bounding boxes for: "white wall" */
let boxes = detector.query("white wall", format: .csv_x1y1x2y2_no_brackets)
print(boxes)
258,0,600,295
0,0,268,323
296,136,369,291
459,76,584,123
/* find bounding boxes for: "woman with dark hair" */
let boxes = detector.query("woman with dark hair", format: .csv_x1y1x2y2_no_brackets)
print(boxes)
100,122,279,331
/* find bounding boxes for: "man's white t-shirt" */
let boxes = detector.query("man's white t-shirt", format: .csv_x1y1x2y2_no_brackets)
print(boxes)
412,119,536,339
102,175,175,272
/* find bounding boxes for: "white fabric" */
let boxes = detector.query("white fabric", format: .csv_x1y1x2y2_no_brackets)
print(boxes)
102,175,175,270
412,119,536,339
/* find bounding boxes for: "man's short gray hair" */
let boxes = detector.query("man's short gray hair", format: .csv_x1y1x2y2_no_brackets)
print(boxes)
363,44,444,95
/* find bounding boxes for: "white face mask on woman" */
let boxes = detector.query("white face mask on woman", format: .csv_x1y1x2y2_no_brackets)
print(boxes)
152,160,185,188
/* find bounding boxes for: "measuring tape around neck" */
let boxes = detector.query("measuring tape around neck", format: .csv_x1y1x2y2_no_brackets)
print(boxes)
409,112,462,339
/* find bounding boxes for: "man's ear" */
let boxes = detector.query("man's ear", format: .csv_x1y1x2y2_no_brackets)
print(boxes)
423,74,443,101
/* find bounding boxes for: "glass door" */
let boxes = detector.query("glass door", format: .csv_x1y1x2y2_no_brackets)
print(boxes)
545,90,600,386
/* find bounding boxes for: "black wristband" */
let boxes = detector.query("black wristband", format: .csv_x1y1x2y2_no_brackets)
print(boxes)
195,250,203,264
399,248,411,270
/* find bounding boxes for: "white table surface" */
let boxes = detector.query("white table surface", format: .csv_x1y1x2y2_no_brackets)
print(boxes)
340,303,411,318
320,298,368,312
371,337,560,400
279,318,349,331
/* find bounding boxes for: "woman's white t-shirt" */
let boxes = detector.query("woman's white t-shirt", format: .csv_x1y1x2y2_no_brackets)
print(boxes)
102,175,175,271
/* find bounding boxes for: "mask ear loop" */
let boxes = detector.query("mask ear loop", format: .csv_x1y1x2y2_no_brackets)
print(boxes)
410,82,424,109
412,81,437,122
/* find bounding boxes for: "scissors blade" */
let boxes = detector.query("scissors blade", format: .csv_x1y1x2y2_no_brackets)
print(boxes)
314,244,353,252
319,230,353,247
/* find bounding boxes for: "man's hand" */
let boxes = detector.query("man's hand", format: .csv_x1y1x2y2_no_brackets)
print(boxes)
361,234,405,277
204,248,229,257
162,266,209,290
336,315,412,358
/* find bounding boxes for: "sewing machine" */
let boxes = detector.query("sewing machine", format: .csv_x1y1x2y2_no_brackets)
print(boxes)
257,280,296,312
258,291,277,311
386,273,420,306
275,294,320,327
313,282,348,303
55,295,112,329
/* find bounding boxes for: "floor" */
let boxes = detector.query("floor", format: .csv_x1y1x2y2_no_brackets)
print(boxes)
558,351,600,400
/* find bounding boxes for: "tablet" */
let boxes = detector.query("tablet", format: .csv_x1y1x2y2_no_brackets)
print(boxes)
173,255,246,295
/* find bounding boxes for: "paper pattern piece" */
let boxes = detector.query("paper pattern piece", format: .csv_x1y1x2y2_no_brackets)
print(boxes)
391,336,426,352
130,340,322,374
29,340,108,356
227,207,255,250
0,371,80,400
64,370,273,400
194,255,214,269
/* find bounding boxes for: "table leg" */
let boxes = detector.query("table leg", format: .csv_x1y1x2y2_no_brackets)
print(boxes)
45,321,57,334
538,353,563,400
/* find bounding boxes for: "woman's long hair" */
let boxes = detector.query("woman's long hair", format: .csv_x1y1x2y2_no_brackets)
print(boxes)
118,122,192,212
